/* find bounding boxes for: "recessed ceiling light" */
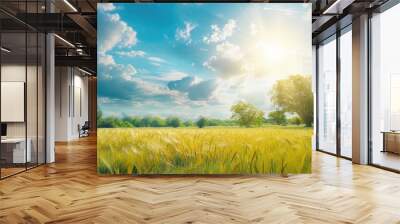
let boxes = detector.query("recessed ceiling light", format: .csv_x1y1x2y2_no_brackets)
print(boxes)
54,34,75,48
322,0,354,15
78,67,92,76
63,0,78,12
1,47,11,53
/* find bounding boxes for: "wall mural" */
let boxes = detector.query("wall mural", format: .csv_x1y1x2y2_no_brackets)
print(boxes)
97,3,313,175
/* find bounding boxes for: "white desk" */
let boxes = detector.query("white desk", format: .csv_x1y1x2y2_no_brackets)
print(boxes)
1,138,31,163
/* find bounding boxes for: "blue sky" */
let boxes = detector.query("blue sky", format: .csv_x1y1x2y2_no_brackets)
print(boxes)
98,3,311,120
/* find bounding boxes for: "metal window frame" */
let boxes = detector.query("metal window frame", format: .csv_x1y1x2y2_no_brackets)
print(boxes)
367,1,400,173
0,0,48,180
315,23,353,161
315,0,400,172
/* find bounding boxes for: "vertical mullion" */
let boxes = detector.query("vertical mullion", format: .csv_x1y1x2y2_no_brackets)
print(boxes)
36,0,39,167
25,0,28,171
26,3,28,169
316,45,320,150
44,0,47,164
367,11,373,165
336,30,341,157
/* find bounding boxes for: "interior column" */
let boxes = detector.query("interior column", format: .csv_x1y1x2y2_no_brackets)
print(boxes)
352,14,369,164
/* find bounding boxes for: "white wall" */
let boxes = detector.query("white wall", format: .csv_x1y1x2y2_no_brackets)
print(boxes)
55,67,89,141
71,73,89,138
1,65,26,139
55,67,70,141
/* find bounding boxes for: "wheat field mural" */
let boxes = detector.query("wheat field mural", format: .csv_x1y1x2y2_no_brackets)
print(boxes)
98,127,312,174
97,3,312,174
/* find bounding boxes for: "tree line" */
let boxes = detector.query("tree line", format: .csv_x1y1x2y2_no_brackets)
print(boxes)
98,74,313,128
97,111,238,128
97,109,304,128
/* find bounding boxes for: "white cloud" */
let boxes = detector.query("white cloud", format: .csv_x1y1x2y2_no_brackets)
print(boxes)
250,23,258,36
203,19,237,44
98,53,115,65
167,76,218,101
203,41,244,78
116,50,146,57
215,42,243,60
176,22,197,45
121,65,137,81
263,7,298,16
143,71,190,84
99,61,136,81
98,97,114,104
98,11,137,53
156,71,188,81
98,3,115,12
98,62,188,105
148,56,166,64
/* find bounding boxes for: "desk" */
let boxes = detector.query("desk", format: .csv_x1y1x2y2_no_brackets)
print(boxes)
1,138,31,163
382,131,400,154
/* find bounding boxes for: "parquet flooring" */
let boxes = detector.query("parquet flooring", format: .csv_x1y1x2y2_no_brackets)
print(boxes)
1,135,400,223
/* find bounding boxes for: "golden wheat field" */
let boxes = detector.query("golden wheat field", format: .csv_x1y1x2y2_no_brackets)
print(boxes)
97,127,312,175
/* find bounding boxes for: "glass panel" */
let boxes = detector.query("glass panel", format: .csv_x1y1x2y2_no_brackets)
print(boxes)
318,37,337,154
371,4,400,171
26,0,39,169
0,1,46,178
27,31,38,169
1,31,27,177
340,29,352,158
38,33,45,165
312,45,317,151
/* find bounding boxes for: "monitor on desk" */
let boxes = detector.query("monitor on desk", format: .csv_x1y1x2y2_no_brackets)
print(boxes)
1,123,7,138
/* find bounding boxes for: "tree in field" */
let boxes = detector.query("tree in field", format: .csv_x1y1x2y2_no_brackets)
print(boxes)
166,117,181,128
288,116,302,126
230,101,264,127
184,120,194,127
97,108,103,121
97,109,104,127
130,116,142,127
151,117,165,127
101,116,132,128
196,117,208,128
270,75,313,127
268,110,287,125
140,116,153,127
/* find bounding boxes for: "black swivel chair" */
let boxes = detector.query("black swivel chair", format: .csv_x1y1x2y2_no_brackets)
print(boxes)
79,121,90,138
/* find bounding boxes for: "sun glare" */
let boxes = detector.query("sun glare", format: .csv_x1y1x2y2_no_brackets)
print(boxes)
257,41,285,64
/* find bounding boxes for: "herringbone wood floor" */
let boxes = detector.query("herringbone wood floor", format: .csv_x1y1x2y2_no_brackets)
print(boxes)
1,136,400,224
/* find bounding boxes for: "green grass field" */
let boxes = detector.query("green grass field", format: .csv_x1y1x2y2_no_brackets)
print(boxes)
97,126,312,175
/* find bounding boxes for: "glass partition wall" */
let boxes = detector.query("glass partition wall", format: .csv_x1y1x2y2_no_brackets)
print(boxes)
370,3,400,171
339,27,352,159
316,26,352,159
317,36,337,154
0,2,46,179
